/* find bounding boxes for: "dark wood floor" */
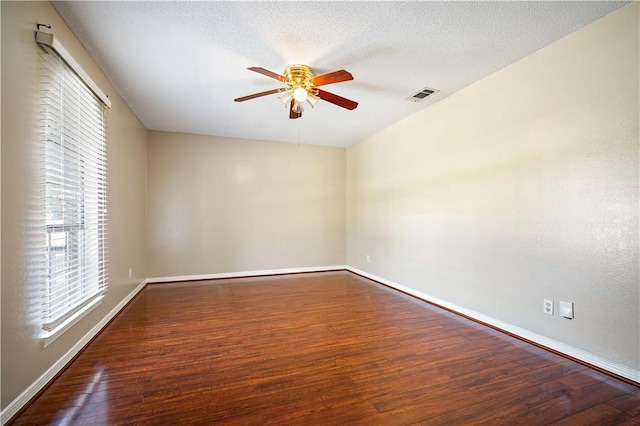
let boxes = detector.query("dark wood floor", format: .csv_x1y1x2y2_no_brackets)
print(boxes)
11,271,640,425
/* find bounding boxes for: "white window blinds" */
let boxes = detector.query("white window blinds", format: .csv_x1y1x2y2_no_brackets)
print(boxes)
38,33,109,335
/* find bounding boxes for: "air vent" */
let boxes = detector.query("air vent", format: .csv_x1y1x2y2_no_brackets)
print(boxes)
406,87,439,103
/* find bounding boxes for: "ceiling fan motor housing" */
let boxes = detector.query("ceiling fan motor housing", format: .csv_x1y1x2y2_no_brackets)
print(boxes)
284,64,317,94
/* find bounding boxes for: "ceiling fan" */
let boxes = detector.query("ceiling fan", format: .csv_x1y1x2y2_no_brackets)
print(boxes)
234,64,358,119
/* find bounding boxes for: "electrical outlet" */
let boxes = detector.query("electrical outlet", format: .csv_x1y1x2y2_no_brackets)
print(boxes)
366,254,370,263
128,268,132,279
543,299,553,315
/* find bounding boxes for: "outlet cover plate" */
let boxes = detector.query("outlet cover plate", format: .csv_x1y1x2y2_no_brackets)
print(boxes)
543,299,553,315
559,301,574,319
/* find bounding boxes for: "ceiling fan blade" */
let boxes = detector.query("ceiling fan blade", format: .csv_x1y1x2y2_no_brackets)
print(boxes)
311,70,353,87
234,88,287,102
289,100,302,119
248,67,287,82
316,89,358,110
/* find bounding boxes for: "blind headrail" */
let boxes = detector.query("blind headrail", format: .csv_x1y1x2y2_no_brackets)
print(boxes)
36,31,112,109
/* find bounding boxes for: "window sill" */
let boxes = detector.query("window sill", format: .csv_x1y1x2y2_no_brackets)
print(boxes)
41,295,104,348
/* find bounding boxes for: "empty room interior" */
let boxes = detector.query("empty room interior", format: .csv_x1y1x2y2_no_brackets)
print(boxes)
1,1,639,424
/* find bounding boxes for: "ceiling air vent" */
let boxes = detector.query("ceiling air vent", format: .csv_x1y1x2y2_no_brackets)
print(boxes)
406,87,439,103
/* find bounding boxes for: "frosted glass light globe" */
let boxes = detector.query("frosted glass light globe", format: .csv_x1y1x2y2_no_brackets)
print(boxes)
293,87,308,103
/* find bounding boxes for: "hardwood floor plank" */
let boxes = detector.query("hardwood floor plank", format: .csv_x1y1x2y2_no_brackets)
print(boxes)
9,271,638,425
421,380,574,425
514,380,634,424
466,357,588,400
548,404,627,425
607,389,640,417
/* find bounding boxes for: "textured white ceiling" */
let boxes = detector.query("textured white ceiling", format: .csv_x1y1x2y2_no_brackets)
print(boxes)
53,1,628,148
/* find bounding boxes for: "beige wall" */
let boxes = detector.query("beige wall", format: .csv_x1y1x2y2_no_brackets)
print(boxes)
1,1,148,409
347,4,639,371
147,131,345,277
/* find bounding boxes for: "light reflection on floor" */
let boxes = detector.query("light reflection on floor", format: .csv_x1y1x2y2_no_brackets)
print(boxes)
51,367,108,426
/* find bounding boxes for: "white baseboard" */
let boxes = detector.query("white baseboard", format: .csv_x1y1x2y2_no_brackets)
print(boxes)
346,266,640,385
1,280,148,425
147,265,348,284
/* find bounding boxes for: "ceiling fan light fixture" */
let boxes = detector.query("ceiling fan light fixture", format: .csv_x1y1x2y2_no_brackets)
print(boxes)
292,101,304,114
307,92,319,108
292,86,308,103
279,92,292,105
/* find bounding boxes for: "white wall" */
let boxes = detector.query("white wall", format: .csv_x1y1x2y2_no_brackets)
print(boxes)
347,4,639,373
147,131,346,278
1,1,148,410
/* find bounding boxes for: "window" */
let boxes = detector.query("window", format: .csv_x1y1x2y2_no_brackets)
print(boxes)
38,32,110,344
